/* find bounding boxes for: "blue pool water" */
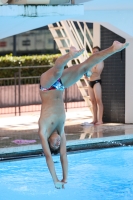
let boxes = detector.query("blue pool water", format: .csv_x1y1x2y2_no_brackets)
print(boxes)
0,146,133,200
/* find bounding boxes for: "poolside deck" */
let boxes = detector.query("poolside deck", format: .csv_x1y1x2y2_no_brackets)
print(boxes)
0,107,133,159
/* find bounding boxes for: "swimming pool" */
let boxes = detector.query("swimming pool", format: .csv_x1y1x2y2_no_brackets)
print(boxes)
1,146,133,200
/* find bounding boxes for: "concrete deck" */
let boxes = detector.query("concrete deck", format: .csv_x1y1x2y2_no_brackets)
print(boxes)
0,107,133,159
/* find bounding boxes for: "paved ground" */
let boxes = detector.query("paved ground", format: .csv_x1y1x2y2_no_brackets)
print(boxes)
0,107,133,152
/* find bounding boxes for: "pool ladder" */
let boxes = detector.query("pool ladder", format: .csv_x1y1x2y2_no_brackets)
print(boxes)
48,20,94,112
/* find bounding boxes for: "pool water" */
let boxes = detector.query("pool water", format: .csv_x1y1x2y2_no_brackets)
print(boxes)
0,146,133,200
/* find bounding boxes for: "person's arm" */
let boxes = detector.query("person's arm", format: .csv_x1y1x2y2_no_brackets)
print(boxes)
39,132,58,181
60,132,68,183
39,131,64,188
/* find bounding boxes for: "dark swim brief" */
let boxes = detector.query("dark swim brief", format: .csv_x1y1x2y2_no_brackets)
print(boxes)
88,79,101,88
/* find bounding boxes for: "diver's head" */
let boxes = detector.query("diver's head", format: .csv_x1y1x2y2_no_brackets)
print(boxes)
48,132,61,153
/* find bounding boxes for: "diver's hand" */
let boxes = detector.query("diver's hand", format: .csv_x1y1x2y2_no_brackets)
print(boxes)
55,181,65,189
61,179,67,189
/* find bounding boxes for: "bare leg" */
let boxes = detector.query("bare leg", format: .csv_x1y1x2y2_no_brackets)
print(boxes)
93,83,103,125
61,41,129,87
88,86,97,124
40,46,84,89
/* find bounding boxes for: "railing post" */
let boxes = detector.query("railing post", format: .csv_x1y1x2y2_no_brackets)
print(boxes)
18,68,21,116
14,72,17,116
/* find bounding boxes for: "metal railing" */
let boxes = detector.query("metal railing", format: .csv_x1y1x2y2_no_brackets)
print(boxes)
0,66,86,116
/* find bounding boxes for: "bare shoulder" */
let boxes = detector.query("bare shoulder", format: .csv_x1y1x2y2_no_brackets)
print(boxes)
98,61,104,68
100,60,104,65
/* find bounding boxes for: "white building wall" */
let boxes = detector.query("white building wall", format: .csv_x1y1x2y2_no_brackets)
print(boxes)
125,38,133,123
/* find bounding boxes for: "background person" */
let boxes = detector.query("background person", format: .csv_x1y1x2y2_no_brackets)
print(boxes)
84,46,104,125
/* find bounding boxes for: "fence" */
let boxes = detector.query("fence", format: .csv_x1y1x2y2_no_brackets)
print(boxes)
0,66,87,115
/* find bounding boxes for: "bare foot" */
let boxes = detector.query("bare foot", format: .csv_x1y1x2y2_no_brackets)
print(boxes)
90,121,96,124
69,46,85,59
95,121,103,125
112,41,129,53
